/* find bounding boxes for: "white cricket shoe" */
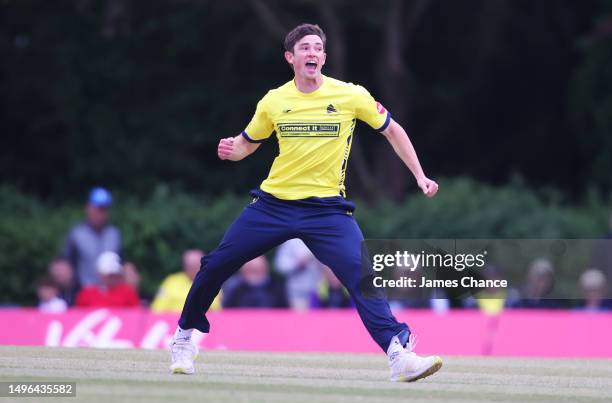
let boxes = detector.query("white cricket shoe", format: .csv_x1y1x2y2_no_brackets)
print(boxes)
388,334,442,382
170,338,198,374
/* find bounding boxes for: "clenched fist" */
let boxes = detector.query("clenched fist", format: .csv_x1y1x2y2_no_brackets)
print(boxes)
417,177,439,198
218,137,235,160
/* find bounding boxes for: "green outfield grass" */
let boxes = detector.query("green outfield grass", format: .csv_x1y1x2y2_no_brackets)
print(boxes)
0,346,611,403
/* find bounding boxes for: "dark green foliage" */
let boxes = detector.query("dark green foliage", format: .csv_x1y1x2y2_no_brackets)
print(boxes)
0,1,611,201
1,0,611,306
1,180,608,305
357,178,608,239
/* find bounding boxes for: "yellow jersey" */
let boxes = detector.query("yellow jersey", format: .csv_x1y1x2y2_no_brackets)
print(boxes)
242,75,390,200
151,272,222,312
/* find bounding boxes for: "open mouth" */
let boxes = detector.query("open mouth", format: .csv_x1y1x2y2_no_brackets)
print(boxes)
305,60,318,72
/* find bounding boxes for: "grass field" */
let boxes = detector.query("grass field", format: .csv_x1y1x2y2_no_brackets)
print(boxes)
1,346,611,403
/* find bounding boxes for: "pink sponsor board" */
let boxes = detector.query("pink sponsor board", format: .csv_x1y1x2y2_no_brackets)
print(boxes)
0,308,610,357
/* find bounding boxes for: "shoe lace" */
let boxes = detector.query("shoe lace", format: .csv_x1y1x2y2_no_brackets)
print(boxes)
405,334,418,353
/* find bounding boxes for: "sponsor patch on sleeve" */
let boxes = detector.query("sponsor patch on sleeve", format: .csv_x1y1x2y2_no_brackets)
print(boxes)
376,101,386,114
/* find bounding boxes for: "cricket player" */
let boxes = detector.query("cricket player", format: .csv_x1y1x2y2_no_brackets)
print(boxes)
170,23,442,382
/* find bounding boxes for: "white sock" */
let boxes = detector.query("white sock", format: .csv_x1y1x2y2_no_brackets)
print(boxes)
174,326,193,341
387,335,403,359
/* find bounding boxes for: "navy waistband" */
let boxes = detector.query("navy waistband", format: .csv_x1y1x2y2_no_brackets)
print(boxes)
249,189,355,212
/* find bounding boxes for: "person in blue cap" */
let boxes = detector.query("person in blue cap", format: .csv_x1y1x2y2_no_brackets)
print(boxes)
63,187,122,287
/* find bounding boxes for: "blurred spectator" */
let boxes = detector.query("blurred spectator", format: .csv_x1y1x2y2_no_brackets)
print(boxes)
514,258,560,309
385,266,449,312
123,261,149,305
75,251,139,307
151,249,221,312
313,267,352,308
463,265,521,314
36,277,67,313
275,239,323,310
576,268,612,311
47,257,78,306
591,211,612,284
122,261,141,290
63,187,121,287
223,256,288,308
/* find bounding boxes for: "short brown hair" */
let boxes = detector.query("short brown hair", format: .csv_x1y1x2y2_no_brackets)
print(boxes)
284,23,326,52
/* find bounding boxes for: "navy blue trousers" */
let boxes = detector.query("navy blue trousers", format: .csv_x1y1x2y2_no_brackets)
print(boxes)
178,189,409,352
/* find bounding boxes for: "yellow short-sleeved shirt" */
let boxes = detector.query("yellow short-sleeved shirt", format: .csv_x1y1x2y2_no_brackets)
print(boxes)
242,75,390,200
151,272,221,312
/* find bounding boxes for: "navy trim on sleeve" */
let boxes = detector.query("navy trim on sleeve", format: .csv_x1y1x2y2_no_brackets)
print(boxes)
376,112,392,132
241,131,267,144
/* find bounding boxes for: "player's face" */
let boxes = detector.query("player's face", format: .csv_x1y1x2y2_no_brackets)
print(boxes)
285,35,326,80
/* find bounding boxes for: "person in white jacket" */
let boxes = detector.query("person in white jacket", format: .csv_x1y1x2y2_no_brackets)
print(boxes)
275,238,324,310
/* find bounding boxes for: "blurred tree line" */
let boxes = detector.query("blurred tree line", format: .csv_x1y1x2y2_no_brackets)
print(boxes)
1,0,611,202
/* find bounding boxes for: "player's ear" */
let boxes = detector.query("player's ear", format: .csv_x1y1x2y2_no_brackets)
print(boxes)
284,51,294,66
320,51,326,67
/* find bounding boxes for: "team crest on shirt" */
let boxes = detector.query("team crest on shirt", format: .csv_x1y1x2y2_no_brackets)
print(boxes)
376,102,386,114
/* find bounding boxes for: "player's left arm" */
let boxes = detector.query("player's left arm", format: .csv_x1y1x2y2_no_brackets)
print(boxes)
381,119,438,197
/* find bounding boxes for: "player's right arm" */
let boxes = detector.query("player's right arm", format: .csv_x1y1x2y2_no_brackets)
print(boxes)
217,135,260,161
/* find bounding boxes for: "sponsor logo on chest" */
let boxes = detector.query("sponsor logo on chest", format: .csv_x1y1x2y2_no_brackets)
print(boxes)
277,122,341,137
